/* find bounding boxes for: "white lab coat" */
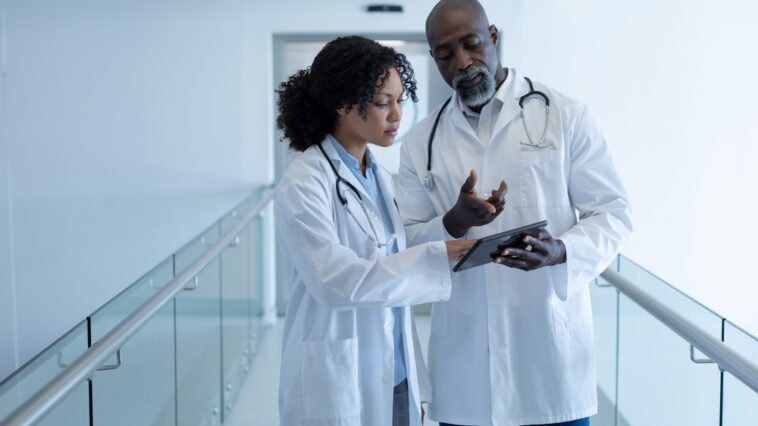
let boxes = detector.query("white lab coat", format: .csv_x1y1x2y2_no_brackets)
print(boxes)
396,68,632,426
275,138,454,426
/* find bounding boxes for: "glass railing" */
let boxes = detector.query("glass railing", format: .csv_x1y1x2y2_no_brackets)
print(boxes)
591,254,758,425
0,186,274,426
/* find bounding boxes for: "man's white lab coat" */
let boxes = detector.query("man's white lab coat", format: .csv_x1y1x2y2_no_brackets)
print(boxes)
397,68,632,426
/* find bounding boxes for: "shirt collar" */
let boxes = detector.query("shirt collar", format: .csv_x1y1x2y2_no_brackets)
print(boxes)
328,134,375,173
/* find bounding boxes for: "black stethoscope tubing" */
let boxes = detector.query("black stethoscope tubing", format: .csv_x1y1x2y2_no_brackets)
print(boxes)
317,142,362,206
424,76,550,190
316,142,399,248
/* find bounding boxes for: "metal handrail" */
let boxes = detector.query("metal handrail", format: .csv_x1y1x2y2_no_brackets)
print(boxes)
600,268,758,394
1,187,277,426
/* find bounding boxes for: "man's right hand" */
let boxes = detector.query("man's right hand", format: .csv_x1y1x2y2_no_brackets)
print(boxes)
443,170,507,238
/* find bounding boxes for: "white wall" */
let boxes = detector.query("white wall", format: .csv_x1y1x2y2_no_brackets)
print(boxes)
501,0,758,334
6,0,754,385
0,0,513,384
0,0,266,380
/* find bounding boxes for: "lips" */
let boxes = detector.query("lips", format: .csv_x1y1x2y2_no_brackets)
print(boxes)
384,128,399,136
458,73,483,88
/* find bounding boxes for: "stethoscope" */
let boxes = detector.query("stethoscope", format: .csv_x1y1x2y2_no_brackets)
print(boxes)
423,76,552,191
317,143,397,248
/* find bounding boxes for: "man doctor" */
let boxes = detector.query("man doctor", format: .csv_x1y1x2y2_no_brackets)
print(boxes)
396,1,633,425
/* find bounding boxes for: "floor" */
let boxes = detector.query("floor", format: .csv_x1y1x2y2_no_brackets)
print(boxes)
225,313,616,426
225,315,439,426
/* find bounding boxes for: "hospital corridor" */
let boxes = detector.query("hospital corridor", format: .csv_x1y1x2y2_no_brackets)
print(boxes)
2,0,758,425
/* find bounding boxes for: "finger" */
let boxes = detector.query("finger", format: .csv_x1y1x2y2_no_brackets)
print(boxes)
470,197,496,215
492,180,508,201
522,235,548,254
495,240,515,251
502,250,541,268
537,229,552,240
461,169,477,193
502,247,544,264
475,206,494,220
488,195,505,212
495,256,534,271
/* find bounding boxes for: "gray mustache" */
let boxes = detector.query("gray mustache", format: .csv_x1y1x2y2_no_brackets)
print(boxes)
452,65,488,88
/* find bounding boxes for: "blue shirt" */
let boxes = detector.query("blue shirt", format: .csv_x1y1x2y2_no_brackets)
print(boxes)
329,135,406,386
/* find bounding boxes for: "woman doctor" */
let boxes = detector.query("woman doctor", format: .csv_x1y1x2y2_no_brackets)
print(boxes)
275,36,477,426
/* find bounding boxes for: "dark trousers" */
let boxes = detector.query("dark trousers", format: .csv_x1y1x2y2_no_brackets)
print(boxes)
440,416,590,426
393,379,409,426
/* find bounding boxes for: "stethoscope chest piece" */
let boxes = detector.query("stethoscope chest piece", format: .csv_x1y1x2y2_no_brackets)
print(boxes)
423,171,435,191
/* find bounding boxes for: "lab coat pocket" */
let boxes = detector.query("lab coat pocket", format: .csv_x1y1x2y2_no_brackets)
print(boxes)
550,287,592,332
517,149,569,207
301,338,361,422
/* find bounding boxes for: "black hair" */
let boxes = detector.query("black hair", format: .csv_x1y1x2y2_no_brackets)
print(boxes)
276,36,418,152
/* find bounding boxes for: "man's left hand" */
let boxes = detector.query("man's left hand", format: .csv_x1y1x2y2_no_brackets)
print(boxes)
491,230,566,270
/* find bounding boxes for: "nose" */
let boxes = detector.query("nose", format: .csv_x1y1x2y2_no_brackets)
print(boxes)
388,100,402,123
455,48,473,72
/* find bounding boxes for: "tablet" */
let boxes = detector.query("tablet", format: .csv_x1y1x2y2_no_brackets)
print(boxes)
452,220,548,273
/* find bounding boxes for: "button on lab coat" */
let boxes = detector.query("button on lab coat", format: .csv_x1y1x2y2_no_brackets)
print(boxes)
275,138,453,426
396,69,633,426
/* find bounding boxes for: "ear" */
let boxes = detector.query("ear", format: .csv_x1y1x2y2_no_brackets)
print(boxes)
336,106,348,116
489,25,499,46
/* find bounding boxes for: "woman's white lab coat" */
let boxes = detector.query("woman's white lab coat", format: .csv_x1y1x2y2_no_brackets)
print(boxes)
275,138,453,426
396,69,633,425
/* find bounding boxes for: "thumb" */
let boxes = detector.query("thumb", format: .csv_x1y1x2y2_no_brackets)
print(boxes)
461,169,477,193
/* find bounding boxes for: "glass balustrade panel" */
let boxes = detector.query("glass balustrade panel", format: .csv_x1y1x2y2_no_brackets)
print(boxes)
616,256,721,426
590,264,619,425
175,224,223,426
722,320,758,425
0,321,89,425
220,199,253,421
89,256,176,426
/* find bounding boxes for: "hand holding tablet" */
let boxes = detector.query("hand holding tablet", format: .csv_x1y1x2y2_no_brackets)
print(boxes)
452,220,548,272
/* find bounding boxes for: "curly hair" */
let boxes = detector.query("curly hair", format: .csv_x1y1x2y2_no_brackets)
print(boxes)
276,36,418,152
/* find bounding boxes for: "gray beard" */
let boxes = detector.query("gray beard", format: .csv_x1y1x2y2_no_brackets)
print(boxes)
452,65,496,108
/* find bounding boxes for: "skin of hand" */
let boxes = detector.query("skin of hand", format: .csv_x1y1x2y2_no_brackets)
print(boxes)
445,239,477,263
490,229,567,271
443,169,507,238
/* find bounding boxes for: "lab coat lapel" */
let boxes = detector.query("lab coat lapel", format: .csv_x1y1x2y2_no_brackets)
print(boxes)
448,94,480,143
491,68,523,142
375,164,406,250
322,138,374,204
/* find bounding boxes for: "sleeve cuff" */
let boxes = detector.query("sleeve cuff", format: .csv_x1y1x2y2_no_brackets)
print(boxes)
436,215,461,241
552,238,575,301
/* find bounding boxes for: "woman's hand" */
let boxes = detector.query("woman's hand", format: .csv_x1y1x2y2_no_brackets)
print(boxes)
445,239,477,263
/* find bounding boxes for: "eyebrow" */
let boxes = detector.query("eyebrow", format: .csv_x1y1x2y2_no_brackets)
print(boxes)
434,33,480,51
